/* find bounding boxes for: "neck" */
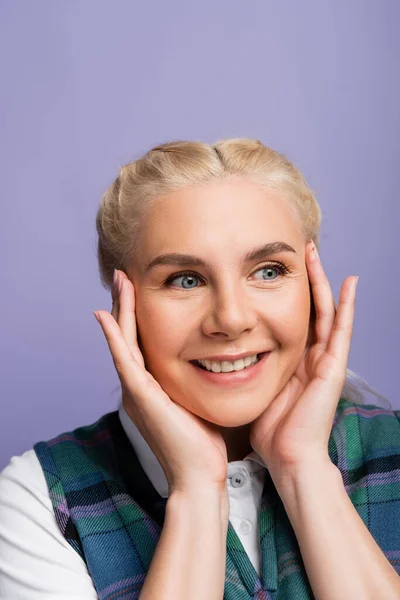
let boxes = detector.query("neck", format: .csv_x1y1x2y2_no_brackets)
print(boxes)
217,423,253,463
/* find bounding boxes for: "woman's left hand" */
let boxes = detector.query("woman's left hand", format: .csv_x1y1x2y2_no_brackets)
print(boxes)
249,240,358,483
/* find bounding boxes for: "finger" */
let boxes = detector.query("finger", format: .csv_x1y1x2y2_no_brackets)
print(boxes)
306,241,337,347
94,310,147,389
325,276,358,369
116,271,144,367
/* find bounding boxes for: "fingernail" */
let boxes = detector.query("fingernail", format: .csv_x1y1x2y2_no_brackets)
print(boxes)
113,269,118,288
309,241,320,262
93,311,101,324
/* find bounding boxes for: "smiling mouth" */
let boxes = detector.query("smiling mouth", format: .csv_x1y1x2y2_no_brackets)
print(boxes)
190,352,268,372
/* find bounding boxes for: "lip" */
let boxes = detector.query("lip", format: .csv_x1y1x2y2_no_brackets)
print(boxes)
192,350,267,362
190,351,271,386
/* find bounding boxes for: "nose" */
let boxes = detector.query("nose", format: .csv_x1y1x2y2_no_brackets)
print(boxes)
201,282,258,338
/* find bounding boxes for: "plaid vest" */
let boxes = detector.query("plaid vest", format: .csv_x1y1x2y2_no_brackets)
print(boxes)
34,398,400,599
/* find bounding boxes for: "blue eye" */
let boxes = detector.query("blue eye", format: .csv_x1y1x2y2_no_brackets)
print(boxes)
255,266,279,280
163,262,290,289
168,273,201,289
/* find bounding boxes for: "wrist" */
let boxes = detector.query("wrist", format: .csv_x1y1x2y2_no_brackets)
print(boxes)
168,486,230,526
271,460,344,539
269,457,342,500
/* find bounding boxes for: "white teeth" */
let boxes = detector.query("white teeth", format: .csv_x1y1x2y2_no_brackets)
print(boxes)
197,354,260,373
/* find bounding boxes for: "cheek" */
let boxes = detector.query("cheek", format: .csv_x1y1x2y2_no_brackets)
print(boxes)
269,285,311,347
135,296,188,362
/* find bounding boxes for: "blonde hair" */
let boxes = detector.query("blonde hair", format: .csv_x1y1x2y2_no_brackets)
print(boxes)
96,138,391,409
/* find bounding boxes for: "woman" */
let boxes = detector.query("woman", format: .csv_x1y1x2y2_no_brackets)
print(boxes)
1,138,399,599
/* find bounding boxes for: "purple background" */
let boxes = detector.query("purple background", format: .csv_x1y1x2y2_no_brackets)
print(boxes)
1,1,399,470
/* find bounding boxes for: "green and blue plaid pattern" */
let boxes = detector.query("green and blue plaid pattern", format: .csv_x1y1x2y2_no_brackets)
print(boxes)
34,398,400,599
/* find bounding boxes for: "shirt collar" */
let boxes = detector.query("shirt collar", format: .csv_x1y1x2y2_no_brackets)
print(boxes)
118,402,267,498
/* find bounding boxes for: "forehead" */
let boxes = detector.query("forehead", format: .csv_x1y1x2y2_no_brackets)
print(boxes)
139,178,303,259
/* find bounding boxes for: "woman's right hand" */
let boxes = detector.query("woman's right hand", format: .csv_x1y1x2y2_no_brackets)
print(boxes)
93,269,229,499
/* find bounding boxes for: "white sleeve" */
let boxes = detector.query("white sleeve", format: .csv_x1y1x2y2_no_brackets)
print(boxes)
0,449,99,599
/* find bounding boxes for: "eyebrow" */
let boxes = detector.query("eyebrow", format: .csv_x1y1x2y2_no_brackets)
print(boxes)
144,241,297,274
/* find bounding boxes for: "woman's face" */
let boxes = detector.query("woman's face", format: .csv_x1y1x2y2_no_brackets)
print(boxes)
128,178,312,427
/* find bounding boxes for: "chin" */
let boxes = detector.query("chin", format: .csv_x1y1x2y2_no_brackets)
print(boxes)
188,396,273,428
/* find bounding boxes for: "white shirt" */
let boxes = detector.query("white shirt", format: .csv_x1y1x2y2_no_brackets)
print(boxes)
0,405,267,599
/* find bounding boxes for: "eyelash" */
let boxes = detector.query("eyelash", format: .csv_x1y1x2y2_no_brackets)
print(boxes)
162,261,292,289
